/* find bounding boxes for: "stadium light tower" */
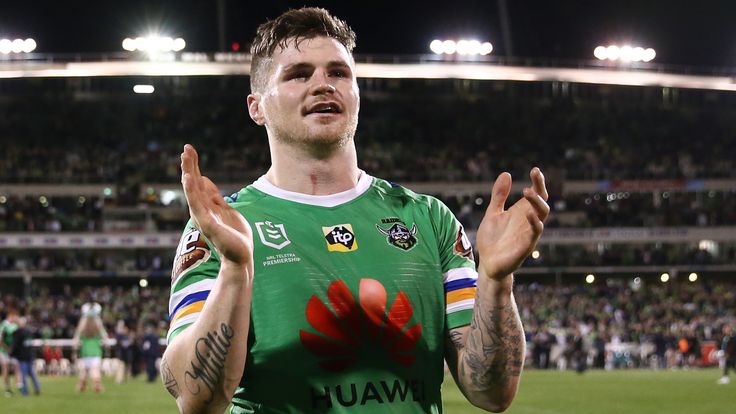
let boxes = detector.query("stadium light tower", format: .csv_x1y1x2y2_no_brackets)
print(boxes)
430,39,493,56
122,35,186,52
594,44,656,63
0,38,36,54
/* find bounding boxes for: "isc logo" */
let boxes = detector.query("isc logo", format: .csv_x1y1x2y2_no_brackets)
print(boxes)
322,224,358,252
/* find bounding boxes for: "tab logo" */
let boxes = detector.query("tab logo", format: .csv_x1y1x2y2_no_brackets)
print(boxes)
255,221,291,250
322,224,358,252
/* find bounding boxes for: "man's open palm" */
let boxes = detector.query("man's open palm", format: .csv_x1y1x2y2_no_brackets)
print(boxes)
476,168,550,279
181,144,253,267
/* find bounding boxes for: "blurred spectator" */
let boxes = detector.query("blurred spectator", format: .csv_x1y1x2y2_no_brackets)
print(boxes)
10,316,40,396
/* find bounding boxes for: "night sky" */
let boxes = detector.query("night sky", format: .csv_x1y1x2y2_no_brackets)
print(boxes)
1,0,735,67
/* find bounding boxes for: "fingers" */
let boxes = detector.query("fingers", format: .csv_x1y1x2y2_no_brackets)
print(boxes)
488,172,512,214
530,167,548,201
523,187,550,223
181,144,202,180
525,209,545,236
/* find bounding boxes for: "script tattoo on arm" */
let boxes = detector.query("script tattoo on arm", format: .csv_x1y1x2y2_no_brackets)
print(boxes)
161,358,180,398
459,300,524,391
183,323,235,402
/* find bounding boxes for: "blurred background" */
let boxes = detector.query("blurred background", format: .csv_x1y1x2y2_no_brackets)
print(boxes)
0,1,735,413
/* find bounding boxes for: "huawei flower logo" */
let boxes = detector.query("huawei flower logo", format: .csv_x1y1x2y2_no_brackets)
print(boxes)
299,279,422,372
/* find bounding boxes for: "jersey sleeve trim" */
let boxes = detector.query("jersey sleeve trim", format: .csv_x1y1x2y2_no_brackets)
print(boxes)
167,313,200,343
171,300,206,325
443,267,477,323
169,290,210,320
167,323,193,345
169,278,214,317
447,309,474,330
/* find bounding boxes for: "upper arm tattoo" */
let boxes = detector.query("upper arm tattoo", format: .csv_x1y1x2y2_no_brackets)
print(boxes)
449,329,465,350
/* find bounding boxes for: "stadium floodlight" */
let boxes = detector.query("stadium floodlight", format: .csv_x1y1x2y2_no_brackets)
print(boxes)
642,48,656,62
660,273,670,283
122,38,135,51
632,46,645,62
0,38,35,54
456,40,470,55
123,35,186,52
480,42,493,55
133,84,155,94
442,40,457,54
596,44,655,63
430,39,493,56
139,278,149,288
430,39,444,54
606,45,620,61
688,272,698,282
594,46,607,60
585,274,595,284
172,37,186,52
0,39,11,54
620,45,633,61
21,38,36,53
11,39,24,53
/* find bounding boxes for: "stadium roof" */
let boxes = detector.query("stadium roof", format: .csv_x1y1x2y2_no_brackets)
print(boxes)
2,58,736,92
1,1,735,67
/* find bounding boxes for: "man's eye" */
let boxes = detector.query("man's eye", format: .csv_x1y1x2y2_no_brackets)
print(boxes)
332,70,347,78
289,73,308,80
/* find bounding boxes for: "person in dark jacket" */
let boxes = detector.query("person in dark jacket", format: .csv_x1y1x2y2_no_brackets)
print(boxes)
10,317,40,396
140,322,160,383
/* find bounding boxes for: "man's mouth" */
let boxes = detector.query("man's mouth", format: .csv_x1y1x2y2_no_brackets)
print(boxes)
304,102,343,115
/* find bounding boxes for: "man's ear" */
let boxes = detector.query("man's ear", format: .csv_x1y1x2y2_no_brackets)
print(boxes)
247,94,266,126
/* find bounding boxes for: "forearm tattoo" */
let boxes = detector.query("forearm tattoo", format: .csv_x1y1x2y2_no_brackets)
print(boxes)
161,358,180,398
460,301,524,391
184,323,235,402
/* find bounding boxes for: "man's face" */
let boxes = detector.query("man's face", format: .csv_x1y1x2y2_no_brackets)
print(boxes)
249,36,360,149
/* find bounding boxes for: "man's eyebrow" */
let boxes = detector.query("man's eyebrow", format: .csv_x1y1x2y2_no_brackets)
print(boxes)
282,62,314,72
326,60,351,70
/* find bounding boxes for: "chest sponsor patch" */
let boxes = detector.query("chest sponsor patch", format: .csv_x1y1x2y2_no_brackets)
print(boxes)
322,224,358,252
171,229,211,284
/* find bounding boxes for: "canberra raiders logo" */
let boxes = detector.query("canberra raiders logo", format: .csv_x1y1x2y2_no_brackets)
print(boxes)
376,218,418,251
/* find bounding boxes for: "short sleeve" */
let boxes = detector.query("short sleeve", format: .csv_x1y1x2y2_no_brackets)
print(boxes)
429,198,478,330
167,220,221,344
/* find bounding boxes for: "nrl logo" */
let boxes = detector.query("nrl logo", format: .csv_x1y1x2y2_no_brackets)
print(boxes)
376,220,418,251
255,221,291,250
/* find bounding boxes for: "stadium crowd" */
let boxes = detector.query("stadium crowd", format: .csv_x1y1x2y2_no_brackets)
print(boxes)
2,188,735,233
518,280,736,371
1,78,736,185
0,280,734,375
1,285,168,386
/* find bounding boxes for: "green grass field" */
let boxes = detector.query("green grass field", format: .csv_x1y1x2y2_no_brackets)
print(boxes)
3,369,734,413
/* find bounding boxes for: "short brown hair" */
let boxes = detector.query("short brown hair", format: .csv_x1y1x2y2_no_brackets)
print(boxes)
249,7,356,93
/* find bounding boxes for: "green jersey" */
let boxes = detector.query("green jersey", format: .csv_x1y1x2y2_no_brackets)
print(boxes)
1,320,18,355
168,174,478,413
80,335,103,358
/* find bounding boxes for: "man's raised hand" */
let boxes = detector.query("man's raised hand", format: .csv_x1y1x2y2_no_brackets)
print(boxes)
181,144,253,268
475,167,550,280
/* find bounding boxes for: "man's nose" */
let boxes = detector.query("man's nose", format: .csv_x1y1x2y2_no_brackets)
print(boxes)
309,71,337,95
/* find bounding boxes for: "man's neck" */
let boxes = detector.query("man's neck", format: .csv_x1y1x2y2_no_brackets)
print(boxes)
265,139,361,195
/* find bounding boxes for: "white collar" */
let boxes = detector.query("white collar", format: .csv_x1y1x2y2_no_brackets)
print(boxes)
251,171,373,207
